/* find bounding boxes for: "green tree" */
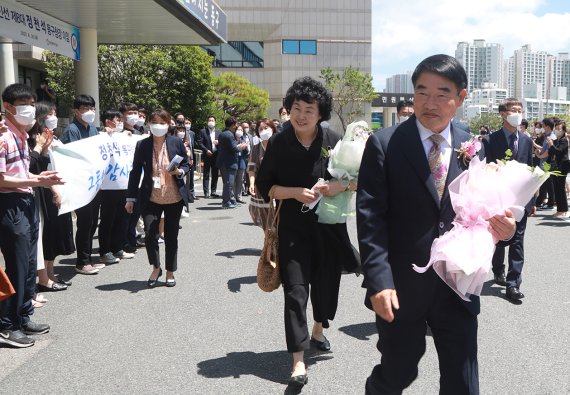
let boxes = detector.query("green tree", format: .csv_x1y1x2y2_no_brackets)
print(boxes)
42,51,74,118
98,45,215,126
469,112,503,133
319,66,378,131
212,72,269,123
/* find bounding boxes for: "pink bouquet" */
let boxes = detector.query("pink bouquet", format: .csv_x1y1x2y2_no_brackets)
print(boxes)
412,156,550,301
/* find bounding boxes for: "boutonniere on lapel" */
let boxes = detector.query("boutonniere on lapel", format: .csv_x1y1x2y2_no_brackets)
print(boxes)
455,137,482,166
321,146,332,159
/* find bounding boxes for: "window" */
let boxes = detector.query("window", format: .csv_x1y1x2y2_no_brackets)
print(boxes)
282,40,317,55
201,41,264,68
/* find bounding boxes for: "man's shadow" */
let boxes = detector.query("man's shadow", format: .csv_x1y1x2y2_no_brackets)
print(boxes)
227,276,257,292
338,322,377,341
480,279,522,304
197,349,332,388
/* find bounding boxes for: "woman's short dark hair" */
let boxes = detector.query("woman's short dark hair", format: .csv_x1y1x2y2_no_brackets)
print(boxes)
29,101,56,136
412,54,468,92
150,108,171,124
255,118,277,137
283,76,333,122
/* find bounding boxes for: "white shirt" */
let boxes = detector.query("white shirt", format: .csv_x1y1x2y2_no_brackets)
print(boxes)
416,119,452,166
209,128,217,152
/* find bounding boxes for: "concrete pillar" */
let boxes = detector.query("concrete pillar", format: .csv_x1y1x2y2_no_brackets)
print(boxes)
74,28,100,125
0,43,16,92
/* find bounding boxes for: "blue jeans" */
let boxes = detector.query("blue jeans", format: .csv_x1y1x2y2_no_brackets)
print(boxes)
219,166,237,206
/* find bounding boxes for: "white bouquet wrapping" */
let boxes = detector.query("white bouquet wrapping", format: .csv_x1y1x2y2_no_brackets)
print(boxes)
316,121,370,224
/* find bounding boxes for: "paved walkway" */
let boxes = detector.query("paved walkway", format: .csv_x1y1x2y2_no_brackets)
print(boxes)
1,197,569,394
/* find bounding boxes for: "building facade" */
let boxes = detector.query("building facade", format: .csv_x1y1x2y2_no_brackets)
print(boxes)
507,44,549,100
385,72,413,94
455,40,504,92
204,0,372,129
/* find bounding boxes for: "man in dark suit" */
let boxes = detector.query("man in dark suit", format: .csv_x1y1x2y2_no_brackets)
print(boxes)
197,115,220,198
482,98,535,302
357,55,516,394
216,117,248,208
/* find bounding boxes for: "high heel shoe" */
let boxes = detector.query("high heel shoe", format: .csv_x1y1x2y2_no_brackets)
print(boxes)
147,268,162,288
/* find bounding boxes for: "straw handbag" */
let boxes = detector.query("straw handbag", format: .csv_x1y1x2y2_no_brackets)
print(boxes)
256,194,282,292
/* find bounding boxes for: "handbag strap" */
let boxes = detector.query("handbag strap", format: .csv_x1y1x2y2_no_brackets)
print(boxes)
266,186,282,229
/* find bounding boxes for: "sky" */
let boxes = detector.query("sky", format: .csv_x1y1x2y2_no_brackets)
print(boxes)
371,0,570,91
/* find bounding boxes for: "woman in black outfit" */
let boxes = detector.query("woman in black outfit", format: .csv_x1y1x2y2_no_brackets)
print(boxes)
256,77,360,388
28,101,74,293
125,109,190,287
547,121,569,217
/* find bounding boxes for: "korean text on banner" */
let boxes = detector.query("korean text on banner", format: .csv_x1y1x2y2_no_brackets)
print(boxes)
50,133,147,215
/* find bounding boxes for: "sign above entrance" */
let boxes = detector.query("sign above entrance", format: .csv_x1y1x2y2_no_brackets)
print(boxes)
175,0,227,42
0,1,80,60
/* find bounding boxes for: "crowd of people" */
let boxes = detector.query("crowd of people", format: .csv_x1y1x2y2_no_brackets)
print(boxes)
0,56,568,394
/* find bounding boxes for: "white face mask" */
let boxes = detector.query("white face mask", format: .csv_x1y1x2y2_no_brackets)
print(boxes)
126,114,139,125
235,130,243,138
259,128,273,141
244,127,250,134
150,123,168,137
185,124,191,131
81,110,96,124
555,130,565,138
45,115,58,130
398,115,409,124
177,131,186,139
114,122,124,133
280,114,289,122
135,118,145,127
13,105,36,126
506,113,523,128
208,121,216,129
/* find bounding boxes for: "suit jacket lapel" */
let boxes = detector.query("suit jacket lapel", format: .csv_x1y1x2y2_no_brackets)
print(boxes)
400,118,440,208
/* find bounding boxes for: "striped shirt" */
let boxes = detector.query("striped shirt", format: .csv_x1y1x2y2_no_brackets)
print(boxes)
0,119,32,194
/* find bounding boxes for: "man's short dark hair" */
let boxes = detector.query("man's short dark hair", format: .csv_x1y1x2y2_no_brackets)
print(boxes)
119,102,138,114
498,98,522,112
396,100,414,113
542,117,555,129
138,108,146,115
207,115,216,121
411,54,468,92
521,119,529,128
174,112,185,120
278,106,288,115
101,109,122,123
2,83,35,104
225,116,237,128
283,76,333,122
73,94,96,109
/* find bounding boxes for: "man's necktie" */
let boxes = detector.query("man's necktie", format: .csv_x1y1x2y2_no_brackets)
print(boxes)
509,133,518,158
428,134,448,200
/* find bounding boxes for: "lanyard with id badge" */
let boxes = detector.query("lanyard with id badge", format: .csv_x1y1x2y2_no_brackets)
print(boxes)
153,141,166,189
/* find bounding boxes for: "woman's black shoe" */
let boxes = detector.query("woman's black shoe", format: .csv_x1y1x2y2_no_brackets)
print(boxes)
288,373,308,388
55,275,72,286
37,282,68,292
147,269,163,288
165,277,176,287
310,335,331,351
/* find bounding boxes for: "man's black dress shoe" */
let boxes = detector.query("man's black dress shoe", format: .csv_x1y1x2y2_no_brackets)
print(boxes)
506,287,524,300
204,193,210,198
147,269,163,288
494,273,507,286
310,335,331,351
288,373,308,388
211,193,220,198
